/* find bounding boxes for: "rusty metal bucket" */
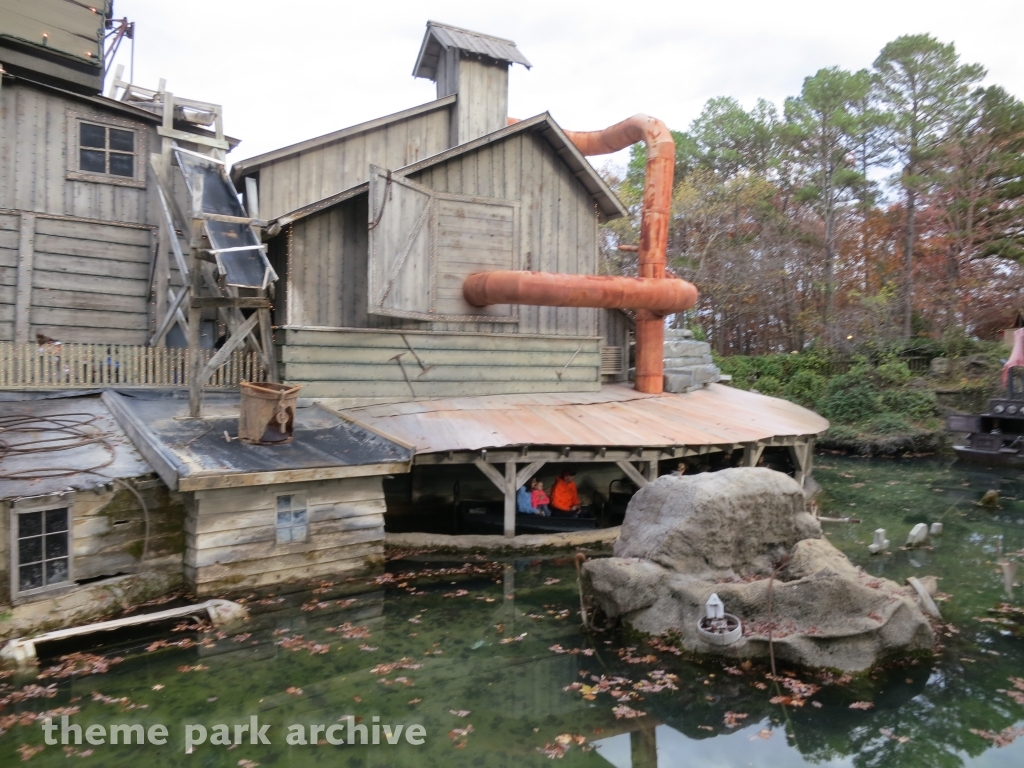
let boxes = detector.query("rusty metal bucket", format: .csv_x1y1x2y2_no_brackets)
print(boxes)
239,381,302,445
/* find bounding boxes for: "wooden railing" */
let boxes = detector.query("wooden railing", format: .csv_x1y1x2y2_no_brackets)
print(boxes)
0,342,266,389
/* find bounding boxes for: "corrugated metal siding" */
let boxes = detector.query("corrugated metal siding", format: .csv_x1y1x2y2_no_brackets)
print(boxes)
341,383,830,453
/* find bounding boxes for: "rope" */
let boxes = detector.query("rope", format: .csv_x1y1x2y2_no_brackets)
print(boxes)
0,413,115,479
0,414,150,568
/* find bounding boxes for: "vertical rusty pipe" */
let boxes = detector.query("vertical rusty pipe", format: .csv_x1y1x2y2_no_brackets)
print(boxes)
564,115,675,393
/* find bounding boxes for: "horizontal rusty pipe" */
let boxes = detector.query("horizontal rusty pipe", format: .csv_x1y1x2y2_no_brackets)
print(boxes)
464,271,697,314
565,115,677,394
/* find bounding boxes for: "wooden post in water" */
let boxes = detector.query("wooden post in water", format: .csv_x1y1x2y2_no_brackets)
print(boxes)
504,460,516,538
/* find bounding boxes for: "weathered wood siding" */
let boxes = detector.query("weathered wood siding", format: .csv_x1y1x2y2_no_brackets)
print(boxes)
279,327,601,399
255,107,452,222
598,309,633,383
0,478,186,605
0,212,16,340
284,128,600,338
0,81,158,223
435,53,509,145
184,476,386,595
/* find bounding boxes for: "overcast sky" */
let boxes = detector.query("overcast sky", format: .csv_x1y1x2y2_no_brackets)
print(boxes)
112,0,1023,170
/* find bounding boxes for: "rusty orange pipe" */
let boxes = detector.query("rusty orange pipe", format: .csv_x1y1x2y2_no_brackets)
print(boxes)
464,271,696,314
565,115,677,394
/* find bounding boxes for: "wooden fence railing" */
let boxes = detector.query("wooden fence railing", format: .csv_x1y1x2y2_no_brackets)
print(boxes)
0,342,266,389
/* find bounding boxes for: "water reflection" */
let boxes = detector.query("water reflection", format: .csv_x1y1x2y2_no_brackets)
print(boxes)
0,457,1023,767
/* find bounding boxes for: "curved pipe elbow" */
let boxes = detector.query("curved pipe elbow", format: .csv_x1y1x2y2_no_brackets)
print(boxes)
463,271,697,315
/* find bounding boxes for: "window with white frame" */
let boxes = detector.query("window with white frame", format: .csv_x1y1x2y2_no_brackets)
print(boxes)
275,494,308,544
12,506,73,597
66,112,146,188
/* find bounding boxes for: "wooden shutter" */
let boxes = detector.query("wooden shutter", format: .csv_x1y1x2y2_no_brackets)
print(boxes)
367,165,519,322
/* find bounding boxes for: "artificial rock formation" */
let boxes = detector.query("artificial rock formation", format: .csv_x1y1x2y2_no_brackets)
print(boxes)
583,468,936,672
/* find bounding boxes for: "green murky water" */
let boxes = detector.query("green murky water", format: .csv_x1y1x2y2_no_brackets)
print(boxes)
1,455,1023,767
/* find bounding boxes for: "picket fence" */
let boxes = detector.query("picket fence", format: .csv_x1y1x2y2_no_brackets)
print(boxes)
0,342,266,389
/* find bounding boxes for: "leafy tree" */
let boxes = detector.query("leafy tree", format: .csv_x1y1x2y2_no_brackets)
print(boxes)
872,34,985,338
785,67,871,344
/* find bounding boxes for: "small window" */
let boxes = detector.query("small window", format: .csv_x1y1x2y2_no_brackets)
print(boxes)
13,508,72,596
77,121,135,177
66,112,146,188
275,494,308,544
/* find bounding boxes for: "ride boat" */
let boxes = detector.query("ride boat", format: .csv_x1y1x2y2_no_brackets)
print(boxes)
948,331,1024,466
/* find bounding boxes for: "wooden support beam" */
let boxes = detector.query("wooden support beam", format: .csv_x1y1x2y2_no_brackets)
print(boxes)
258,306,279,383
190,297,270,309
473,458,506,492
14,213,35,343
788,440,813,487
741,442,765,467
504,460,516,538
187,174,205,418
515,460,546,488
199,311,260,383
244,177,260,220
646,460,659,482
616,461,649,488
157,125,229,150
151,284,190,346
196,212,268,227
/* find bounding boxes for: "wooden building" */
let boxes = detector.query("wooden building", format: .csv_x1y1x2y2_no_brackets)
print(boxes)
0,2,235,347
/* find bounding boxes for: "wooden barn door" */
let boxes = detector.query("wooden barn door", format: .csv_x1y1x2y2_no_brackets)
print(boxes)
367,165,520,322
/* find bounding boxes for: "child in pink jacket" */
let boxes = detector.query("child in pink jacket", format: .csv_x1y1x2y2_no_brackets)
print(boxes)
530,478,552,516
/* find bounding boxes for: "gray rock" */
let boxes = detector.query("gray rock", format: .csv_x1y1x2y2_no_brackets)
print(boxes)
615,469,821,577
663,355,715,368
584,468,935,672
664,328,694,339
663,364,721,394
663,340,711,358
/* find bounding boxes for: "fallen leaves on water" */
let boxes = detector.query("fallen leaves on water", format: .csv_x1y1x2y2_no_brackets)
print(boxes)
62,746,93,758
0,684,57,707
146,638,196,652
751,729,773,740
91,692,147,710
698,725,714,731
325,622,370,638
17,744,44,761
450,710,471,717
38,653,124,680
177,664,209,673
286,687,303,696
549,644,594,656
408,698,422,705
544,578,561,585
849,701,874,710
499,633,528,644
151,685,164,691
449,724,473,748
237,760,260,768
970,726,1024,747
276,635,329,655
879,727,911,744
612,705,646,719
538,734,587,759
370,658,423,676
997,677,1024,705
723,712,748,728
443,589,469,598
358,644,378,652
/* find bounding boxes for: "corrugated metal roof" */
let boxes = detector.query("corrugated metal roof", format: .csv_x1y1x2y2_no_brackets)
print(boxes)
413,21,531,80
339,383,829,454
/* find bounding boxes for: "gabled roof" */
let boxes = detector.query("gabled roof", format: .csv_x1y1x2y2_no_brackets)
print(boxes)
229,96,456,182
413,21,531,80
271,113,628,228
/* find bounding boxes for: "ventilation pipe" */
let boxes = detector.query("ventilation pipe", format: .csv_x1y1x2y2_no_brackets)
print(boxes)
463,115,691,394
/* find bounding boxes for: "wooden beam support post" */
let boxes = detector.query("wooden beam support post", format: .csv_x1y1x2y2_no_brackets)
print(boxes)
741,442,765,467
646,460,659,483
14,213,35,344
616,460,649,488
504,460,516,538
473,458,506,491
788,439,813,487
515,460,546,488
187,176,205,418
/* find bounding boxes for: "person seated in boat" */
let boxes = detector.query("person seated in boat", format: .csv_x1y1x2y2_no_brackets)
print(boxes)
530,477,552,516
516,483,540,515
551,470,588,517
